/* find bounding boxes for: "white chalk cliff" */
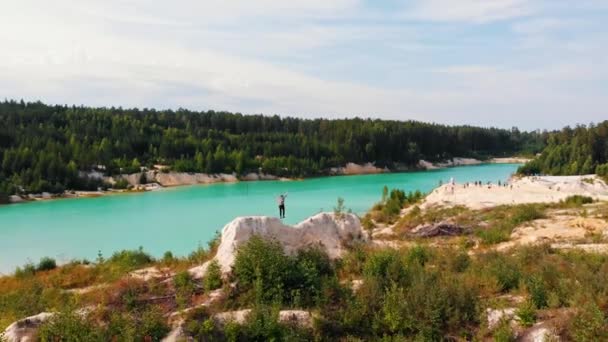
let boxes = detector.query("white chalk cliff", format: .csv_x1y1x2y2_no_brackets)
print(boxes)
210,213,365,274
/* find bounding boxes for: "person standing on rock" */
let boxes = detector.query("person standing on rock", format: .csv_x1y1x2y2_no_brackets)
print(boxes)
277,193,288,218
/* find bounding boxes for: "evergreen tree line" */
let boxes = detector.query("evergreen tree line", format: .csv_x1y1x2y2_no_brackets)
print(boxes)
518,121,608,179
0,100,544,199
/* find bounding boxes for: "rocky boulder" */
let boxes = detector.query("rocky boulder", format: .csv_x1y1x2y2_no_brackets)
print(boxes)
8,195,24,203
212,213,365,273
410,221,469,238
2,312,55,342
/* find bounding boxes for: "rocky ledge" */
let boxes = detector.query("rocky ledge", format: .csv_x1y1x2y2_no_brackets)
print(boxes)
190,212,366,277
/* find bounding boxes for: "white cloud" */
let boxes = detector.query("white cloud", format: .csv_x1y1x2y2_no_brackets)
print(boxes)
0,0,606,129
405,0,535,23
511,17,583,35
75,0,361,26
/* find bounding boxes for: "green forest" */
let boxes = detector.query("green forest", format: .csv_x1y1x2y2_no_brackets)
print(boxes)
0,100,544,200
518,121,608,179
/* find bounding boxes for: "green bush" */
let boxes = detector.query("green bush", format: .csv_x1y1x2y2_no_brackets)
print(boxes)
174,271,196,308
106,247,154,271
289,246,334,307
162,251,175,263
570,301,608,342
361,215,375,232
186,317,218,341
14,263,36,278
477,227,510,245
38,312,101,341
103,308,169,341
233,236,291,304
113,178,130,189
373,187,423,223
104,312,137,340
562,195,594,206
510,205,545,225
188,244,210,264
232,236,335,307
526,276,548,309
450,252,471,273
493,319,515,342
596,163,608,181
0,281,69,330
224,304,313,342
488,255,521,292
374,269,478,339
139,308,171,340
382,189,406,218
363,249,406,287
37,257,57,272
516,301,536,327
334,197,347,218
204,260,223,292
406,245,429,266
337,243,367,277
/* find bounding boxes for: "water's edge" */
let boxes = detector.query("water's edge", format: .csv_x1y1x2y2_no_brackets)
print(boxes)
4,161,523,207
0,163,520,274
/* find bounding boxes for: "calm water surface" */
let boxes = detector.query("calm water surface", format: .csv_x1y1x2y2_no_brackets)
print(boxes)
0,164,518,274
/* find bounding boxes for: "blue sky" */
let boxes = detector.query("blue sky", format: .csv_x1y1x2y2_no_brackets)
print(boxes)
1,0,606,130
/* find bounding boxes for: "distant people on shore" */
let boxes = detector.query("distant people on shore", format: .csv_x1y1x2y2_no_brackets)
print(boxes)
441,179,513,192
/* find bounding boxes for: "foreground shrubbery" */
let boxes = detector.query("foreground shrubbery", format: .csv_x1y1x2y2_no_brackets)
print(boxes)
5,236,608,340
0,247,162,329
231,236,334,307
225,237,608,340
38,308,169,341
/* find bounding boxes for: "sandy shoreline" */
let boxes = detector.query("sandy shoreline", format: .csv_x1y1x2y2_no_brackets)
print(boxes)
5,158,525,205
423,175,608,209
418,157,530,170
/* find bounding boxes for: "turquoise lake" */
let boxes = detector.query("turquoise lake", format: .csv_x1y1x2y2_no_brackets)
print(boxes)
0,163,519,274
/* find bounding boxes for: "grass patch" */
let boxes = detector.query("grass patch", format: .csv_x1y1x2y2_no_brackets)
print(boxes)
394,205,469,234
472,204,546,245
560,195,594,207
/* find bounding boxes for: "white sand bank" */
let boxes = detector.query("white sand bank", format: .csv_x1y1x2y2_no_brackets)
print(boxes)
424,175,608,209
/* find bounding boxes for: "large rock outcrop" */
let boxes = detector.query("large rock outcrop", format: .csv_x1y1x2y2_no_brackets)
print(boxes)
2,312,55,342
410,221,470,238
212,213,365,274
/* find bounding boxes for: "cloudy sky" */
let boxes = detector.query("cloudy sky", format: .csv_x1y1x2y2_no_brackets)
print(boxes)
1,1,606,129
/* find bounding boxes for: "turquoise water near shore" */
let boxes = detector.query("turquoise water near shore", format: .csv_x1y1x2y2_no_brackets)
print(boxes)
0,164,518,274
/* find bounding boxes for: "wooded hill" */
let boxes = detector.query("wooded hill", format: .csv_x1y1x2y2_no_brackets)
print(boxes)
0,100,544,199
518,121,608,178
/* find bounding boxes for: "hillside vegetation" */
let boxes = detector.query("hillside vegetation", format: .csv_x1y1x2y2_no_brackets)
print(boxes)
3,190,608,340
519,121,608,178
0,100,544,200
